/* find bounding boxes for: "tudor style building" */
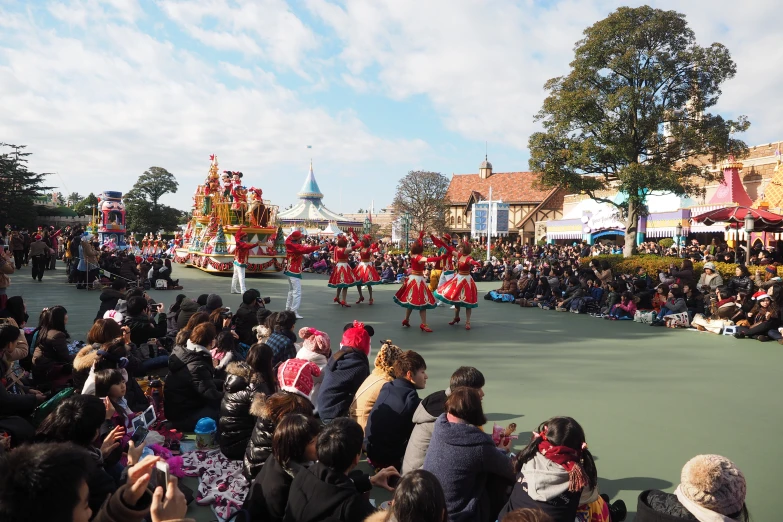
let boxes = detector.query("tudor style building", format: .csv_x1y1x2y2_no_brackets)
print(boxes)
444,156,567,243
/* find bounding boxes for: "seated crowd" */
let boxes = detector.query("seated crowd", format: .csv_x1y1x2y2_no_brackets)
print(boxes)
0,243,754,522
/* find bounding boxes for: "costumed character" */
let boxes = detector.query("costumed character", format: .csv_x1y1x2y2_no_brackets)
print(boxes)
435,241,481,330
431,233,456,307
141,233,151,256
230,185,247,224
245,187,267,227
231,227,261,294
285,231,320,319
221,171,233,199
393,232,444,332
353,233,381,305
328,234,359,307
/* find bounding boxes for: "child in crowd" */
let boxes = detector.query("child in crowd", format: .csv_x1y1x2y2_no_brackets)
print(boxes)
295,327,331,409
94,368,132,432
607,292,637,320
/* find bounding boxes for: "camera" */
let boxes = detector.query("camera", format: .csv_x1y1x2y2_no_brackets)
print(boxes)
256,296,271,305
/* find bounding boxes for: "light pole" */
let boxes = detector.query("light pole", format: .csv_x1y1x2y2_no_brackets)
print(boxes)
675,223,683,258
402,212,411,249
744,213,755,265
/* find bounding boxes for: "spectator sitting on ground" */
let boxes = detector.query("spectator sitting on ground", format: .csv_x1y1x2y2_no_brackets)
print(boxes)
349,340,401,432
198,293,223,314
266,311,298,368
364,469,449,522
0,322,45,446
175,297,199,332
423,387,515,522
364,350,427,470
402,366,485,475
295,327,332,411
94,279,128,322
636,454,748,522
284,417,399,522
317,321,374,424
31,305,72,390
164,322,224,431
123,295,167,347
233,289,268,346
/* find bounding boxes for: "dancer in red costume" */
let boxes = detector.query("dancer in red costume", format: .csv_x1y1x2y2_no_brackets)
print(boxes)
393,232,444,332
353,234,381,304
231,227,262,294
431,233,457,307
328,235,359,307
435,242,481,330
285,231,321,319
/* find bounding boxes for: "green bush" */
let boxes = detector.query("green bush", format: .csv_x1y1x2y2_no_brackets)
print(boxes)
658,238,674,249
580,254,765,281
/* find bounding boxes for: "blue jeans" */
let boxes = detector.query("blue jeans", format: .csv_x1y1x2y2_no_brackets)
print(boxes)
767,329,782,341
656,308,675,320
137,355,169,376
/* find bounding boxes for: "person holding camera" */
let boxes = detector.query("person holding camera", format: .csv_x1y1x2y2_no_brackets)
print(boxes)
233,289,271,346
122,296,168,375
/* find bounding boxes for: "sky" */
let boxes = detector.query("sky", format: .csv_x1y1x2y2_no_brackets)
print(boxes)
1,0,780,214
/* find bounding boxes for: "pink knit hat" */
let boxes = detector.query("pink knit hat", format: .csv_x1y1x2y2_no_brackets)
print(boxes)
277,359,321,400
298,327,331,358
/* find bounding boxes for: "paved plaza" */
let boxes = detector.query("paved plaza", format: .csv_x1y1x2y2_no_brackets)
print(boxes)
11,264,782,521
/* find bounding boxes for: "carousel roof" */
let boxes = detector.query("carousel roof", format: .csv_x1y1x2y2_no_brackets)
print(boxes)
322,222,343,235
278,161,361,226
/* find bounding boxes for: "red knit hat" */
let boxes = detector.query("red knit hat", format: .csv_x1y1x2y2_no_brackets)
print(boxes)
341,320,372,356
277,359,321,400
290,230,302,240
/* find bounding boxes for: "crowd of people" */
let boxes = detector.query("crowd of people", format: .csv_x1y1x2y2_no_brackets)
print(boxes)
0,230,759,522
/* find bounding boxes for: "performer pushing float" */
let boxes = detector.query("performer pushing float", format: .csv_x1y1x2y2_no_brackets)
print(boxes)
328,235,359,307
435,241,481,330
393,232,444,332
285,231,320,319
431,233,456,307
353,233,381,304
231,227,262,294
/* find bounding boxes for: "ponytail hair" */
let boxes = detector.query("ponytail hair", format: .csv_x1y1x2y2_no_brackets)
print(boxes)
513,416,597,491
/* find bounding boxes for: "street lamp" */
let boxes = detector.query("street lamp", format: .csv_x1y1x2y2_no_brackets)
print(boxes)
363,216,371,236
675,223,683,258
402,212,411,249
744,213,755,265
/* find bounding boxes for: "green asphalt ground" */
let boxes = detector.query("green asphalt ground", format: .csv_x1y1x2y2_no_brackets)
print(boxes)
10,263,781,521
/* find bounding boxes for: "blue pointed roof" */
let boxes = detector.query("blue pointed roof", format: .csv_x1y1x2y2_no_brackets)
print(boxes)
298,161,323,199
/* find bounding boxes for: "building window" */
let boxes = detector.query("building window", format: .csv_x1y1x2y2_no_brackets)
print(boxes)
457,215,462,225
450,216,454,226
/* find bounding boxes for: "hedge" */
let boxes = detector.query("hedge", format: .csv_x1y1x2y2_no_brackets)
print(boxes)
579,254,783,281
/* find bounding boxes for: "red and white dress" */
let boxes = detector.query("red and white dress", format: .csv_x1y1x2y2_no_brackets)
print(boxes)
353,245,381,286
328,246,359,288
394,254,442,310
435,255,480,308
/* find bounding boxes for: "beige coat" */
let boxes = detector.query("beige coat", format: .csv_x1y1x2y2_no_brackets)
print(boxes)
349,368,393,432
2,317,28,362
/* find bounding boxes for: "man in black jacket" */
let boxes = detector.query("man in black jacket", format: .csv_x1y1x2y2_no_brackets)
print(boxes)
284,418,398,522
123,296,168,375
233,289,270,346
94,279,128,322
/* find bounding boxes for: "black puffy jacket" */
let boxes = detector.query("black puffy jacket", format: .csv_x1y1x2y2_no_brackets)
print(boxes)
219,362,273,460
727,275,754,296
164,341,223,423
636,489,698,521
233,303,260,347
243,394,275,481
94,288,126,322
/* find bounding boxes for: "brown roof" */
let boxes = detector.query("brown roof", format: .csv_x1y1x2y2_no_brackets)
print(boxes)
446,172,553,204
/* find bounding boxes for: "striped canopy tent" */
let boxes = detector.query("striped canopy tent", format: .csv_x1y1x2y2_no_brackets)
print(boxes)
692,206,783,230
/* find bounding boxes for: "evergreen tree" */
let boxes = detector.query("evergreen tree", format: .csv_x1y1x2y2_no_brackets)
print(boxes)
0,143,52,230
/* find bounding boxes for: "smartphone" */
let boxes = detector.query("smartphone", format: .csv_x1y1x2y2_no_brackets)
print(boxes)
143,405,157,427
155,461,170,494
131,426,149,446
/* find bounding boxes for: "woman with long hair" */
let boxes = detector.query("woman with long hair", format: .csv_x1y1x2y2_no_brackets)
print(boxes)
734,291,780,341
393,233,444,332
435,242,482,330
365,469,448,522
328,235,359,307
31,305,72,389
219,343,276,460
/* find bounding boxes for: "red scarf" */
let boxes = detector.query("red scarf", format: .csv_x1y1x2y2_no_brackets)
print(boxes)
539,440,589,492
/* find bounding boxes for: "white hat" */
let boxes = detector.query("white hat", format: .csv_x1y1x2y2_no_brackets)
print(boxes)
103,310,124,324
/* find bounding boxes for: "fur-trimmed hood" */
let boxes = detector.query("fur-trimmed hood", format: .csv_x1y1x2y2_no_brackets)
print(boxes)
249,392,269,418
226,361,253,381
73,343,100,372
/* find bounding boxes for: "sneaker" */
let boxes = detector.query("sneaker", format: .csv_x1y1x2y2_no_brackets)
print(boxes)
450,305,456,309
295,313,304,319
555,307,566,312
756,335,770,342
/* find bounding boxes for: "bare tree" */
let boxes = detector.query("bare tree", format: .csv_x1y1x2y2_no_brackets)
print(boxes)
392,171,450,234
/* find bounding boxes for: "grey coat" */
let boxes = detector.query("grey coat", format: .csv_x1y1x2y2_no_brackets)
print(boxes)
401,389,448,475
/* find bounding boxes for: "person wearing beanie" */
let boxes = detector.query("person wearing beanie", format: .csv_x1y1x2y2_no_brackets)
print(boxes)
316,321,374,424
176,297,200,331
199,293,224,314
295,327,331,410
284,231,321,319
364,350,428,470
197,293,209,308
234,288,266,346
278,358,321,399
636,454,748,522
349,340,402,431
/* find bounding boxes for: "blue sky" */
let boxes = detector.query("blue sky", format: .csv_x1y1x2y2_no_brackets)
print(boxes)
1,0,779,214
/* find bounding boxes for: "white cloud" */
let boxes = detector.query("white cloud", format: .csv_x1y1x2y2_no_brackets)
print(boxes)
308,0,782,150
0,2,427,210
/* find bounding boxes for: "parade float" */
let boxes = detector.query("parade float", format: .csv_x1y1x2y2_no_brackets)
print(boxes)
96,191,127,248
173,155,285,274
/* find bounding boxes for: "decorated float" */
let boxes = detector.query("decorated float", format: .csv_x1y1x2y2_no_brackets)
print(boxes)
173,155,285,274
97,191,127,249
